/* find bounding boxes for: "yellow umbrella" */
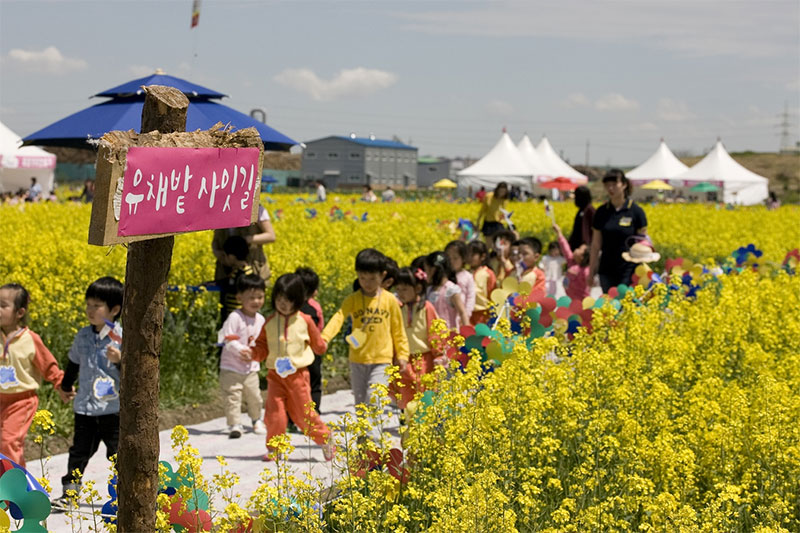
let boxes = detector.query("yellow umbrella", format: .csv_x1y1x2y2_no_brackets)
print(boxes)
432,178,457,189
641,179,673,191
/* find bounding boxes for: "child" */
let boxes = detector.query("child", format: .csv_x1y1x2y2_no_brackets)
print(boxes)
253,274,334,461
218,236,255,323
468,240,497,325
487,228,517,283
218,274,267,439
54,277,124,511
424,251,470,330
295,266,324,414
553,222,591,301
322,249,409,414
382,257,400,291
0,283,64,466
516,237,546,294
389,267,444,409
445,240,476,319
541,240,566,296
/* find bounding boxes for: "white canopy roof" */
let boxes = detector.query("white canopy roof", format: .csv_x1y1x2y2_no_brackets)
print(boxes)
535,136,587,184
674,140,768,205
457,131,532,190
627,140,689,181
516,134,553,179
0,120,56,194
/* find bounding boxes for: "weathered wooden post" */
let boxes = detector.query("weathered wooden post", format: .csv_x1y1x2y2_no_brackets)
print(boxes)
117,85,185,531
88,85,263,531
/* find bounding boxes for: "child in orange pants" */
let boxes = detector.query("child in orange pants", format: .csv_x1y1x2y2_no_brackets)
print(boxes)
253,274,334,461
0,283,64,466
390,267,446,409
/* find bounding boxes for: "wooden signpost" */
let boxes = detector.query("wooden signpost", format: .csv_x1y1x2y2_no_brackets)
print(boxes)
88,85,263,532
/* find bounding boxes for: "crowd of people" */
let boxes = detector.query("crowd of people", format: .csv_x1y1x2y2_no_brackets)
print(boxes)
0,168,664,512
0,177,95,205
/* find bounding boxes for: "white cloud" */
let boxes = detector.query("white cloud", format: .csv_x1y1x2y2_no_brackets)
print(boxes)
656,98,696,121
786,78,800,91
4,46,87,74
273,67,397,101
595,93,639,111
561,92,590,109
486,99,513,116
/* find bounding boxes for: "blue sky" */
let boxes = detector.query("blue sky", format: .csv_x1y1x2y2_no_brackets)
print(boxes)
1,0,798,166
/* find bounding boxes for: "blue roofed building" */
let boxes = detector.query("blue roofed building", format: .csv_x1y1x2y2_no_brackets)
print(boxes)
301,135,418,189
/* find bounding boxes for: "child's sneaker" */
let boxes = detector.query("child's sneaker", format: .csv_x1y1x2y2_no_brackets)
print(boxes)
51,487,78,513
252,419,267,435
262,449,282,462
228,425,243,439
321,442,336,462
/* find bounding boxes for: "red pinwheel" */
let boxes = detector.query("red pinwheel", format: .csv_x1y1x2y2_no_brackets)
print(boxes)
354,448,410,484
162,496,213,533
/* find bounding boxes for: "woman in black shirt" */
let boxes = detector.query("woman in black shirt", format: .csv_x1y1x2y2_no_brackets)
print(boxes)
588,169,648,293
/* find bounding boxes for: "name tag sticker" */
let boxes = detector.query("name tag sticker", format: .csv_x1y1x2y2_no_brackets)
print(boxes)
619,216,632,227
346,330,367,349
275,357,297,378
0,366,19,389
93,376,118,400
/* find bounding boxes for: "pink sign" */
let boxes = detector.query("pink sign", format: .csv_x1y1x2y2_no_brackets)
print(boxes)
118,146,260,237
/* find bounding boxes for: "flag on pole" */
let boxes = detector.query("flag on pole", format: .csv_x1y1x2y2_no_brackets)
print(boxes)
191,0,201,28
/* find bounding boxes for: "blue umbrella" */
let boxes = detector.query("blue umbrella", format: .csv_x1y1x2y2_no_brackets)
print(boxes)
262,175,278,183
22,73,296,151
94,73,225,99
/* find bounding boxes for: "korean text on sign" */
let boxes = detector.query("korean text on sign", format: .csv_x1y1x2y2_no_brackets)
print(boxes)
118,146,260,237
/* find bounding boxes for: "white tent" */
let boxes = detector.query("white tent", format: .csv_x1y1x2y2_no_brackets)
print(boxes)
674,140,769,205
535,136,587,184
0,120,56,194
516,134,553,180
457,131,533,192
627,140,689,182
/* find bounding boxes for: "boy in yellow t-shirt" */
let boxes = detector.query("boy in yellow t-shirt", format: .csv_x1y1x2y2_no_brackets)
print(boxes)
322,249,409,411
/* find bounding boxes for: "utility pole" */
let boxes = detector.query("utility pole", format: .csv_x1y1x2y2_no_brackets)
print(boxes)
779,101,793,153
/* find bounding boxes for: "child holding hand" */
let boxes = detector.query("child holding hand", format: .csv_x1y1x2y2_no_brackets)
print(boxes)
218,274,267,439
53,277,124,511
322,249,409,410
389,267,445,410
445,240,476,319
0,283,64,466
468,240,497,325
253,274,334,461
552,222,591,301
425,251,470,330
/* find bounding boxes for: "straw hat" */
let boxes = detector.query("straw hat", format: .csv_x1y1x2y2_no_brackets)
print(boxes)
622,240,661,263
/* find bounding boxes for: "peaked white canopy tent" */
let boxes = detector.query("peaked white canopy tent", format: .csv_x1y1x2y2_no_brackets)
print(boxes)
457,132,534,193
535,136,587,184
0,120,56,194
516,134,552,180
627,140,689,182
674,140,769,205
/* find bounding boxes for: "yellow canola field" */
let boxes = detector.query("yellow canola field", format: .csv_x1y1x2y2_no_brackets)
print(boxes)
0,196,798,347
3,196,800,530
